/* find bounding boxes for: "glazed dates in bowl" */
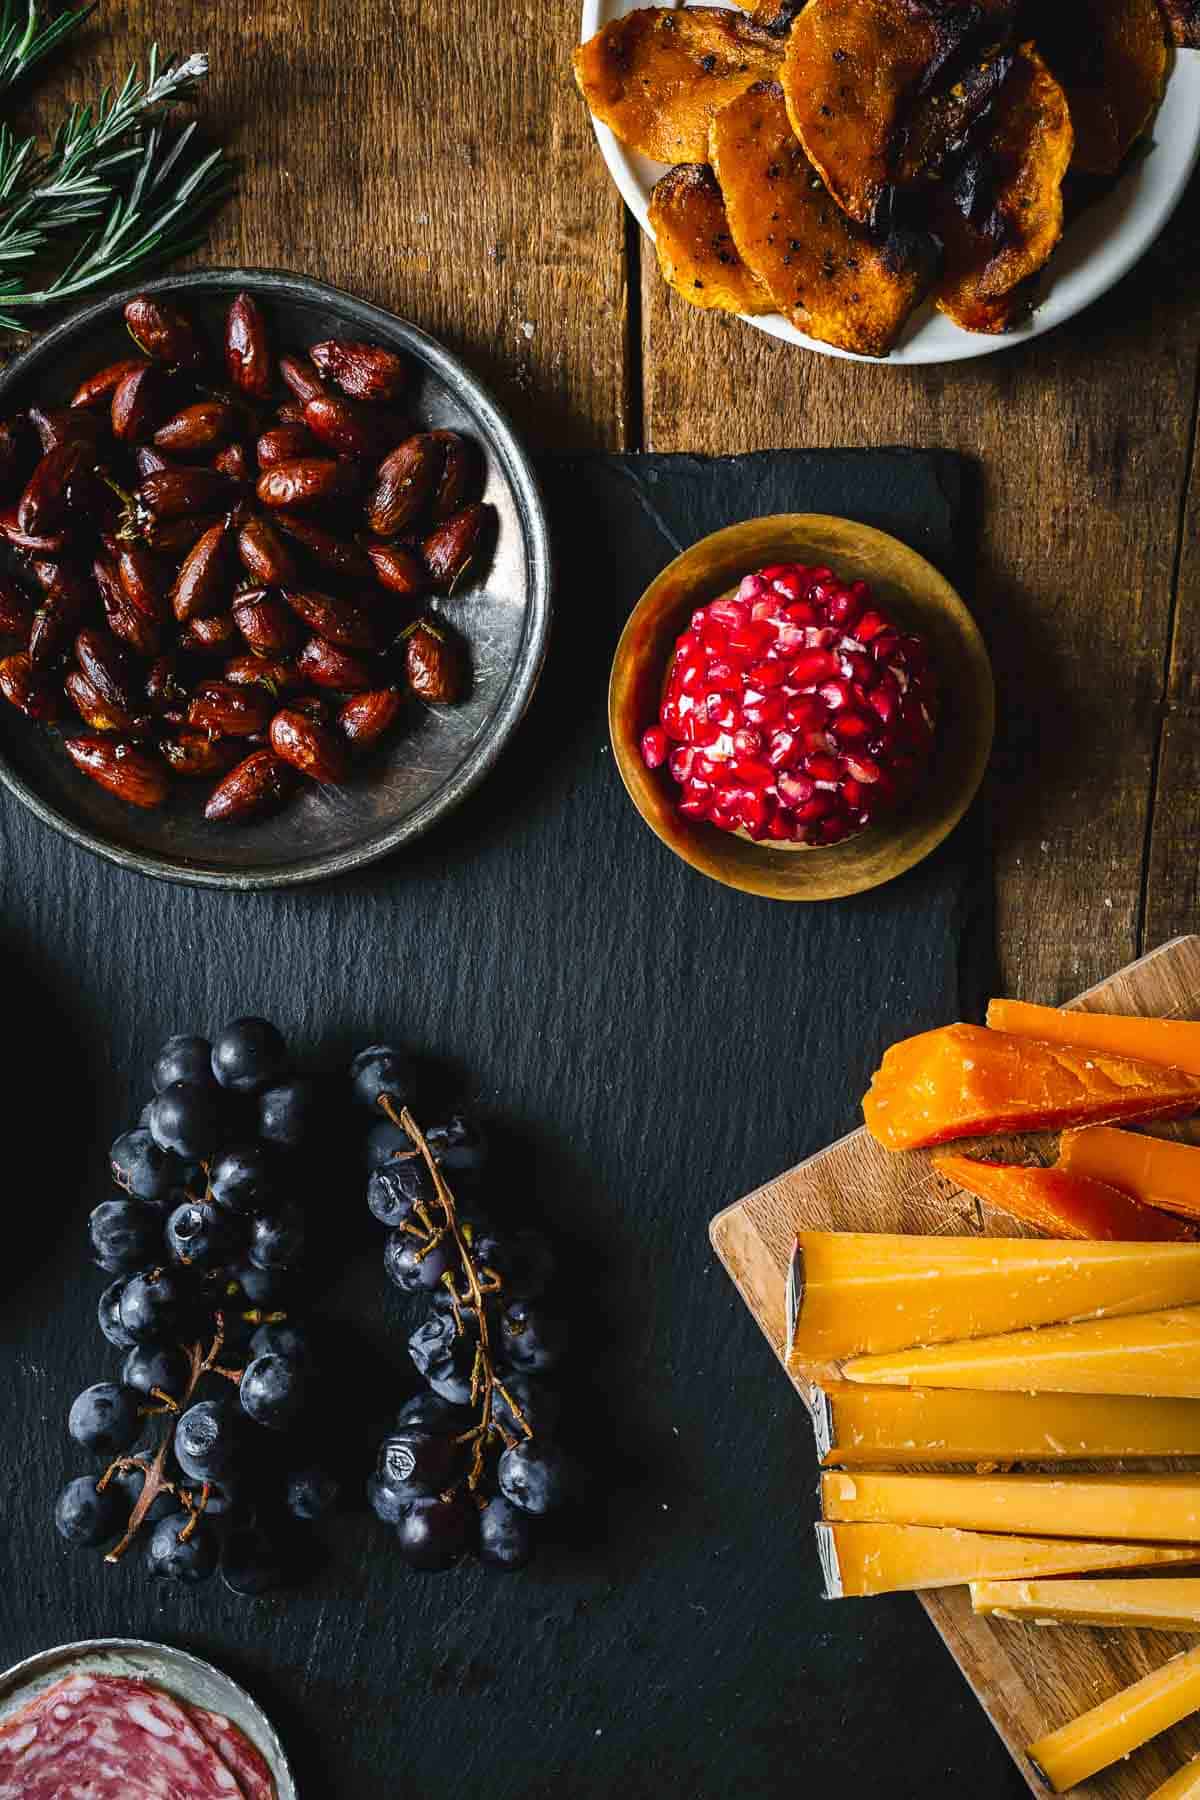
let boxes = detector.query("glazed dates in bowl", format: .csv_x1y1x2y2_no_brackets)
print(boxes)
609,514,994,903
0,270,550,888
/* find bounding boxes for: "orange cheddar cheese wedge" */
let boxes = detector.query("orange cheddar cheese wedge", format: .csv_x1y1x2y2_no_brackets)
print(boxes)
863,1024,1200,1151
970,1578,1200,1631
816,1521,1200,1599
1151,1754,1200,1799
821,1468,1200,1542
1029,1645,1200,1792
933,1152,1194,1241
989,997,1200,1077
1060,1126,1200,1223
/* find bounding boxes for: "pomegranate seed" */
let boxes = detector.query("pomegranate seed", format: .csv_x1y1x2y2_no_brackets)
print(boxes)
816,678,852,712
728,620,775,657
804,751,840,782
802,626,839,649
661,697,686,741
842,752,882,784
759,563,791,582
694,753,722,782
707,597,749,630
706,659,741,693
748,660,786,689
641,725,668,769
766,810,793,841
784,601,818,625
731,756,773,790
732,727,763,758
777,770,816,809
855,610,888,641
841,777,867,811
794,793,834,824
785,695,828,731
772,624,809,658
839,650,875,688
706,693,738,728
771,570,806,601
868,672,900,724
826,588,861,629
679,661,706,695
833,710,872,743
700,622,729,658
742,692,786,729
870,631,902,664
669,746,696,783
788,648,839,686
683,712,719,746
737,573,769,603
766,728,799,769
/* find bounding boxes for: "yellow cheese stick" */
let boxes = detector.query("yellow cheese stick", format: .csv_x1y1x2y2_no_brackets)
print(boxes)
841,1306,1200,1397
1029,1646,1200,1791
814,1381,1200,1465
1150,1753,1200,1799
970,1578,1200,1630
821,1469,1200,1542
1061,1126,1200,1223
817,1522,1200,1598
786,1235,1200,1369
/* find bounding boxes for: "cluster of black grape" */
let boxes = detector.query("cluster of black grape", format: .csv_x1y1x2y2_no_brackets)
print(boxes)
356,1045,573,1571
54,1018,339,1594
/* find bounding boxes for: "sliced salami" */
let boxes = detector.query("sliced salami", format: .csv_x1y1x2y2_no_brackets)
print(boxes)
0,1671,245,1800
184,1703,276,1800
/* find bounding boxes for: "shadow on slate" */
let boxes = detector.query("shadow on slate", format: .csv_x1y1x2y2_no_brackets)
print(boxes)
0,450,1019,1800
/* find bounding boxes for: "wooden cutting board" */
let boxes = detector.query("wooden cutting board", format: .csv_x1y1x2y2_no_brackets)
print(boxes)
710,935,1200,1798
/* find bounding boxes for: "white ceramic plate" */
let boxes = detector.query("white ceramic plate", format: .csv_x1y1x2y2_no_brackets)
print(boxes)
579,0,1200,364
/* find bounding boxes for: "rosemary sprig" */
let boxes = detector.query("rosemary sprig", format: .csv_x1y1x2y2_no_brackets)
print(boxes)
0,0,95,97
0,43,232,329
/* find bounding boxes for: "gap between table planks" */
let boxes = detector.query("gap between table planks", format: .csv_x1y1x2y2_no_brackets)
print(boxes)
710,935,1200,1800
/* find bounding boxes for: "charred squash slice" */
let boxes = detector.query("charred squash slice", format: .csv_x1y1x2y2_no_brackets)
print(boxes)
1039,0,1167,176
710,81,931,357
649,164,774,315
573,7,782,165
934,44,1073,336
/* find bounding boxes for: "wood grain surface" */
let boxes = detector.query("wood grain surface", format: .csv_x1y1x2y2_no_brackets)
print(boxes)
711,935,1200,1799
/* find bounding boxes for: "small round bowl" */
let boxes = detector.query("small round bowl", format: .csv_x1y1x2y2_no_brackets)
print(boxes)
0,269,551,888
608,514,994,901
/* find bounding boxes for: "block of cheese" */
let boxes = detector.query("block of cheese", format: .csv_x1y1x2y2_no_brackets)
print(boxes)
1151,1753,1200,1799
821,1469,1200,1541
817,1521,1200,1598
813,1381,1200,1466
841,1306,1200,1397
1061,1126,1200,1223
862,1023,1200,1151
970,1578,1200,1630
989,997,1200,1078
933,1151,1195,1241
786,1233,1200,1369
1028,1645,1200,1791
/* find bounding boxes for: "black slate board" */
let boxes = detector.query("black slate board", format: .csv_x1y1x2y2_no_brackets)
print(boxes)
0,450,1020,1800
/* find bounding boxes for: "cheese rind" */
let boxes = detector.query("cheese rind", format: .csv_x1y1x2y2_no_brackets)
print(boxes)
821,1469,1200,1542
970,1578,1200,1630
933,1151,1194,1241
841,1306,1200,1397
1060,1126,1200,1224
1028,1645,1200,1792
815,1381,1200,1465
1150,1752,1200,1799
817,1522,1200,1598
862,1022,1200,1151
786,1233,1200,1369
988,998,1200,1078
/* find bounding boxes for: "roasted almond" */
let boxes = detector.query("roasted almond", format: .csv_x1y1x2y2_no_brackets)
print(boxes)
29,591,83,669
269,706,348,784
28,405,104,453
64,735,168,808
160,730,243,778
423,502,490,589
0,506,66,555
101,584,164,662
188,679,274,738
135,445,171,481
237,516,298,587
145,654,195,713
139,468,241,520
279,352,327,404
366,541,427,598
117,545,170,620
274,514,373,582
256,458,358,509
125,295,203,366
0,650,59,720
256,425,318,470
225,292,272,398
153,400,234,454
64,670,144,735
222,652,301,694
204,748,295,822
428,430,480,521
213,443,249,480
281,588,376,649
76,626,135,713
294,635,374,692
171,522,231,622
309,338,409,404
71,357,150,410
303,394,402,461
146,512,222,557
406,620,464,702
178,613,239,656
0,576,32,637
233,589,298,654
365,434,439,537
338,687,403,749
18,442,87,536
111,366,163,442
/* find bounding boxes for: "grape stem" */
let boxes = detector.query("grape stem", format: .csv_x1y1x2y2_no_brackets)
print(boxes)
379,1100,533,1489
99,1316,228,1562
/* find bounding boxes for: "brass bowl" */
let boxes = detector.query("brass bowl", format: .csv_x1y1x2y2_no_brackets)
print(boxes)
608,514,994,902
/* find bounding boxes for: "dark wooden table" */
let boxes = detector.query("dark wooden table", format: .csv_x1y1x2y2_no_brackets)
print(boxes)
47,0,1194,1001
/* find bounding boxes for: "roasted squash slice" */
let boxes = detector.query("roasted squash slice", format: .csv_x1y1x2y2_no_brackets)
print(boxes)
572,8,782,165
649,163,775,315
1158,0,1200,47
781,0,1017,225
1039,0,1167,176
892,44,1017,190
711,81,931,357
934,45,1073,336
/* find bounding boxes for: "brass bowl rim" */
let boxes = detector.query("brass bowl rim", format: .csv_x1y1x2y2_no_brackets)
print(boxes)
607,512,994,902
